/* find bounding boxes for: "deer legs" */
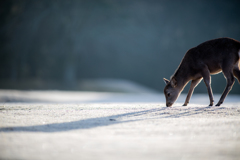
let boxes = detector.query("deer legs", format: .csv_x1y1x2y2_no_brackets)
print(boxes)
215,69,235,106
202,67,215,106
183,78,202,106
183,65,239,107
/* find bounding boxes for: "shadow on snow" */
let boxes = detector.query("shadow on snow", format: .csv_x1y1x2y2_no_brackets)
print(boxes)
0,106,227,133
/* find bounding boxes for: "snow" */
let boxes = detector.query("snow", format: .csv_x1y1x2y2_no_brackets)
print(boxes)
0,90,240,160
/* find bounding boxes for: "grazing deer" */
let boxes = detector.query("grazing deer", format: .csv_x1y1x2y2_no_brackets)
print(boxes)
163,38,240,107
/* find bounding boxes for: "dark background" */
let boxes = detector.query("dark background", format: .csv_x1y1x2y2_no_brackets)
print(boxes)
1,0,240,94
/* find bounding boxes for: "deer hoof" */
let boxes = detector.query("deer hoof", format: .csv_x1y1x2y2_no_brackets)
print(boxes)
215,101,222,106
182,103,188,106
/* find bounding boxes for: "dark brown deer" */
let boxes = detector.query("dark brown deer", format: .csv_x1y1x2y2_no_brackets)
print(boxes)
163,38,240,107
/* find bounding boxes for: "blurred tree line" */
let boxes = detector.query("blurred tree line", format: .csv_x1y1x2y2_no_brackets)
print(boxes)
0,0,240,93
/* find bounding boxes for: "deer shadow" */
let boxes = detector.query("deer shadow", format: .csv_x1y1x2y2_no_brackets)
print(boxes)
0,106,227,133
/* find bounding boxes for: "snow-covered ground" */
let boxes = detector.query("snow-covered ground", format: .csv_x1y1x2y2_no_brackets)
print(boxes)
0,90,240,160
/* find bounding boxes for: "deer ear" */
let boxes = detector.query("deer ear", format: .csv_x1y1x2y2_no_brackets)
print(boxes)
171,77,177,88
163,78,170,84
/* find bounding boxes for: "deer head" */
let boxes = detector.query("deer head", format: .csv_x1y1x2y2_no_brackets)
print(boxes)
163,77,181,107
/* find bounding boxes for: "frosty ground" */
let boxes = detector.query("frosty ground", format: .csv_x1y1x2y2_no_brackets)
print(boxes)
0,90,240,160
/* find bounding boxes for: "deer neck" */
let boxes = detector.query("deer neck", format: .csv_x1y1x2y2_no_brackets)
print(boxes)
173,66,191,92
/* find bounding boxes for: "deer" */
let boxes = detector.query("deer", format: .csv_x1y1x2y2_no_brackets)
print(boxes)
163,37,240,107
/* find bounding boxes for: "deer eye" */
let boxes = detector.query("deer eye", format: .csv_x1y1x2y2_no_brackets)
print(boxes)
167,93,170,97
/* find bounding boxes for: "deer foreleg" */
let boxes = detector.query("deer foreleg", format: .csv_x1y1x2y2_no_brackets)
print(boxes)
202,67,214,106
183,78,202,106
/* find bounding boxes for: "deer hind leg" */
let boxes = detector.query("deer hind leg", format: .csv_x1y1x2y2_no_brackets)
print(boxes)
216,69,235,106
233,60,240,83
183,78,202,106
